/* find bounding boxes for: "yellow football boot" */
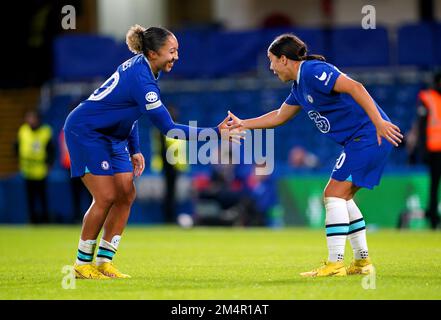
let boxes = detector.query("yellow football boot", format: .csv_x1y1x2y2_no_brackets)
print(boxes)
300,260,347,277
74,263,110,279
346,257,374,275
97,262,131,278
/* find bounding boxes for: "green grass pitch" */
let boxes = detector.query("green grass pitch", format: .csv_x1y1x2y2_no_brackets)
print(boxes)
0,226,440,300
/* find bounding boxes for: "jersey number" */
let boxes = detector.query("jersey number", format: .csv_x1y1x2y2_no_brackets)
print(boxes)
307,110,330,133
88,72,120,101
335,152,346,169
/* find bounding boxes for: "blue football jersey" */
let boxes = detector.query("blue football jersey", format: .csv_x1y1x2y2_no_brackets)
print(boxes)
64,54,163,144
284,60,390,145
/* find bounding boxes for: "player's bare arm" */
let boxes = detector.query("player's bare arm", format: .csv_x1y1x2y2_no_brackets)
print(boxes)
227,103,301,130
333,74,403,147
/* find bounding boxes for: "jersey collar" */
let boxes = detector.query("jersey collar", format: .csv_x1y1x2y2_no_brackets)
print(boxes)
143,56,161,81
296,61,304,84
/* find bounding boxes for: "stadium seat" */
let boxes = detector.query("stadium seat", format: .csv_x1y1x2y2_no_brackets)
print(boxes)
168,30,210,78
262,27,327,58
397,23,441,67
204,30,264,77
330,26,390,67
433,24,441,66
53,34,121,80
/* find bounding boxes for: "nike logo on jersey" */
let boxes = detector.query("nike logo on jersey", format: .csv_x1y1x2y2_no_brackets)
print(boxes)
324,72,334,86
315,72,327,81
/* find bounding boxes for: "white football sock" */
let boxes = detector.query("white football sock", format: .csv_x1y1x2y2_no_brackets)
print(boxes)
96,235,120,266
324,197,349,262
76,239,96,265
347,199,369,260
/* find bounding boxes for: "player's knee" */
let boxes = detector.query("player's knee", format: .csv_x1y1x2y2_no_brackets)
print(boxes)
116,186,136,206
126,187,136,204
324,190,334,199
324,186,344,199
323,185,334,198
96,190,117,209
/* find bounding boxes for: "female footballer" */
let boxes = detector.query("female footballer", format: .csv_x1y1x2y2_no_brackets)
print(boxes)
64,25,240,279
227,34,403,277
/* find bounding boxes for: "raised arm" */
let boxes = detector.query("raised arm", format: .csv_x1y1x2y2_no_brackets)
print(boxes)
333,74,403,146
228,103,301,130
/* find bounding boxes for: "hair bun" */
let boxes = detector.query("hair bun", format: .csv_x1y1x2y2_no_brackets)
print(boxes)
126,24,146,54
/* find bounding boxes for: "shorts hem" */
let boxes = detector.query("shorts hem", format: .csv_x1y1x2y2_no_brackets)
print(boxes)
331,175,378,190
71,171,115,178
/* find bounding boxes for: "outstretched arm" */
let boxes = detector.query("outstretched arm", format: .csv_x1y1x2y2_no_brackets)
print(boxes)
132,71,241,142
147,104,242,142
228,103,301,130
333,74,403,146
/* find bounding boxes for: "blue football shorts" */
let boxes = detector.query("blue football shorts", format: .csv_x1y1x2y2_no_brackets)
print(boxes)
331,134,393,189
65,131,133,178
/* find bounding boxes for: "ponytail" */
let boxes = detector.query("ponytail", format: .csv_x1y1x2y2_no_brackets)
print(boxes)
126,24,173,56
126,24,146,55
301,54,326,62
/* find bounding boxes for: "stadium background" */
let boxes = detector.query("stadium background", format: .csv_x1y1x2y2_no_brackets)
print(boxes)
0,0,440,230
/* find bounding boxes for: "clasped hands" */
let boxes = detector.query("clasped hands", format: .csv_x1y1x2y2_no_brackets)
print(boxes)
217,110,246,145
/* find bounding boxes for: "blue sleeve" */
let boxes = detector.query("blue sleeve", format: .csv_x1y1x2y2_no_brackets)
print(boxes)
284,92,299,106
127,121,140,155
147,104,220,140
132,66,220,140
305,62,342,94
131,67,163,113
